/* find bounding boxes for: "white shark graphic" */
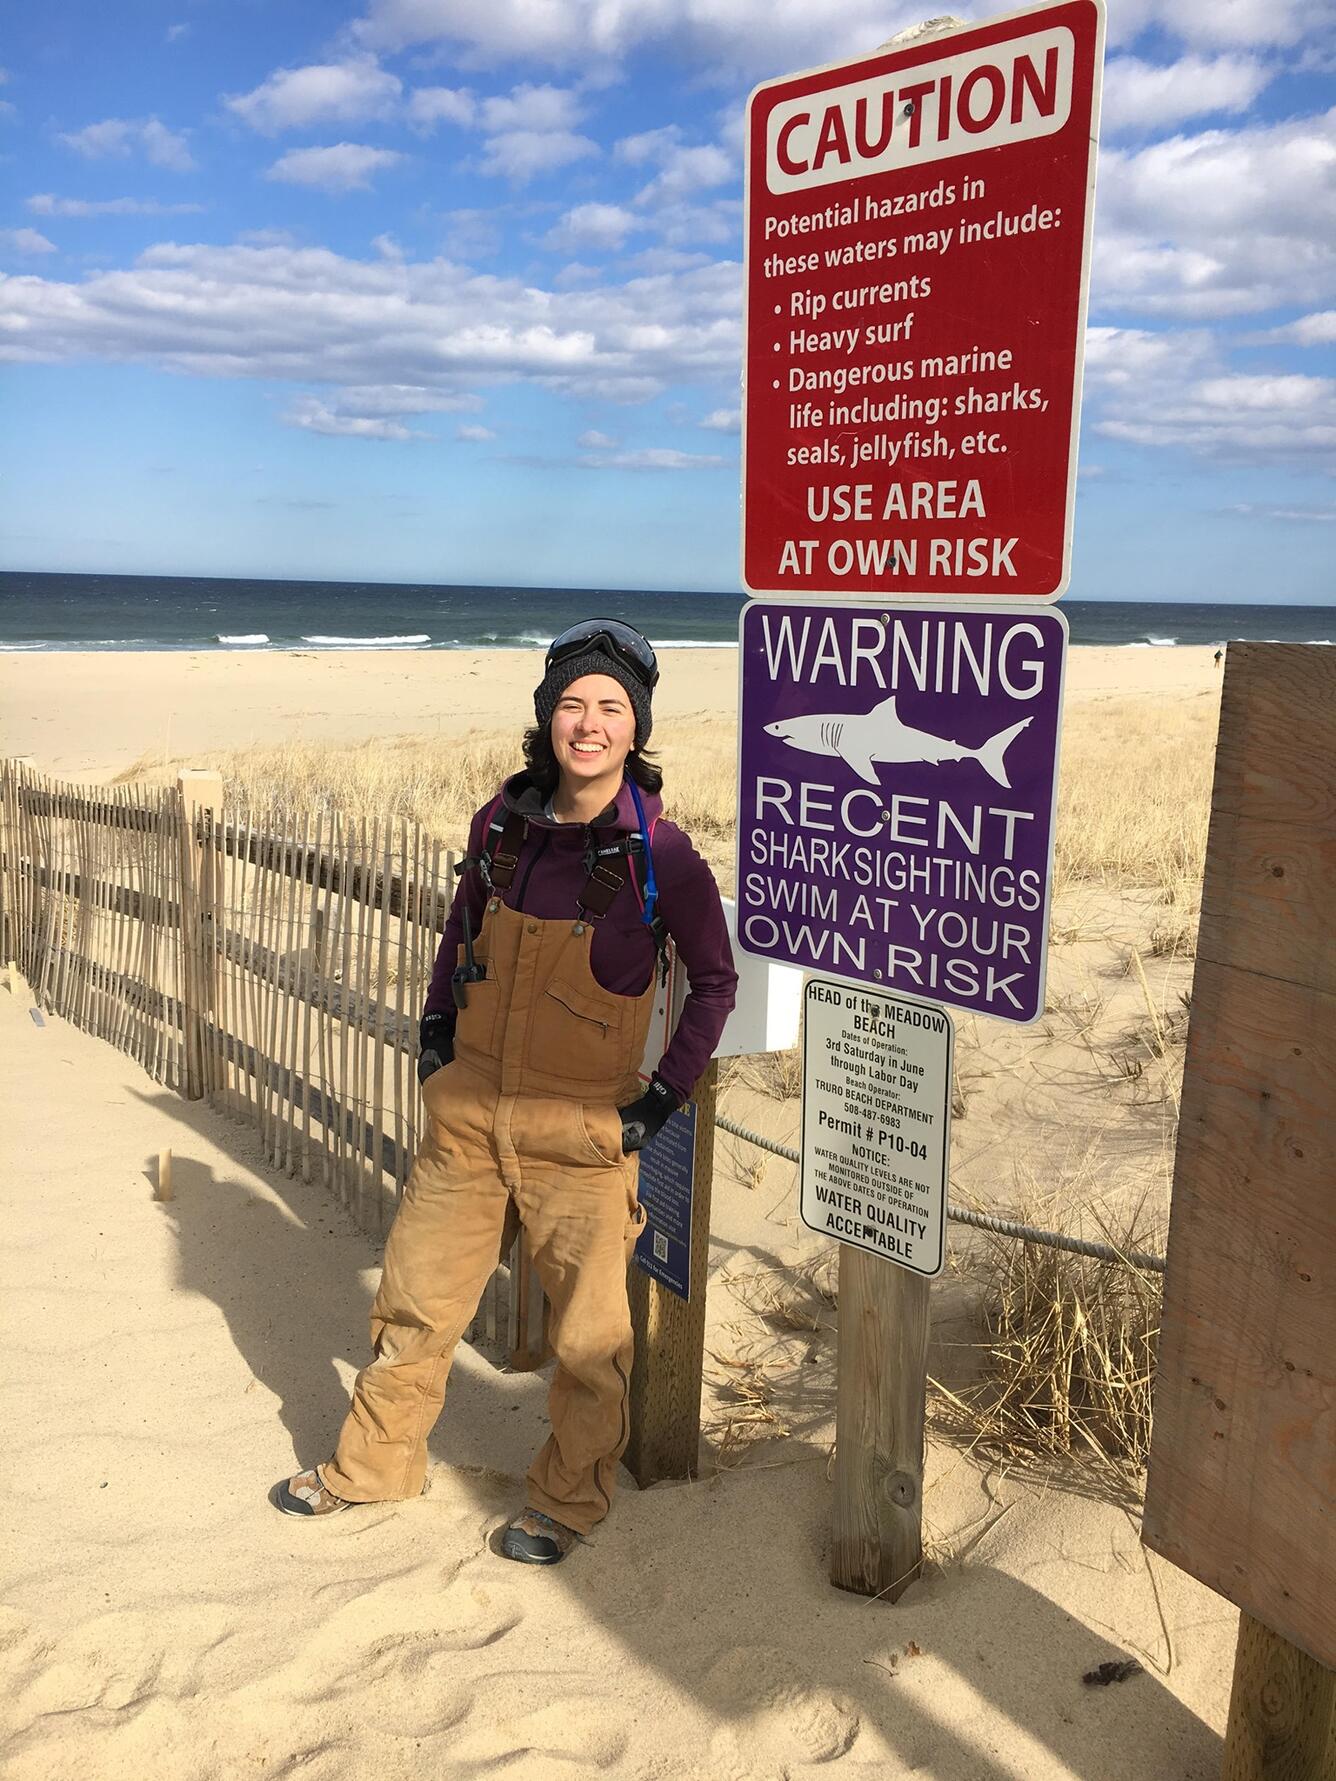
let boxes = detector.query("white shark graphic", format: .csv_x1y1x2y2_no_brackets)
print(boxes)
764,695,1032,789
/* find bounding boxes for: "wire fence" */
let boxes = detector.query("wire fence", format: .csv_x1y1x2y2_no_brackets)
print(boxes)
715,1114,1168,1274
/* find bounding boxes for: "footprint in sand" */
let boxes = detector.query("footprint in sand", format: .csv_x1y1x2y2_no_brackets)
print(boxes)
703,1644,861,1775
444,1691,632,1772
276,1570,527,1741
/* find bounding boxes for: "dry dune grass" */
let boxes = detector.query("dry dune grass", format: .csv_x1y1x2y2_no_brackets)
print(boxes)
121,690,1215,911
1051,693,1215,951
931,1169,1166,1488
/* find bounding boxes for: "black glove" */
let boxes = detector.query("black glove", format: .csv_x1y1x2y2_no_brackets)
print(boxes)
617,1075,682,1154
417,1010,455,1086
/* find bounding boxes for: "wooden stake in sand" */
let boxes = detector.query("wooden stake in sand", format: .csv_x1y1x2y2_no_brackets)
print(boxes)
157,1148,173,1202
175,771,223,1102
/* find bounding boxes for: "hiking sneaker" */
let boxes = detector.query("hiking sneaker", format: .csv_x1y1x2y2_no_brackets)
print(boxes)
499,1508,582,1565
272,1465,356,1517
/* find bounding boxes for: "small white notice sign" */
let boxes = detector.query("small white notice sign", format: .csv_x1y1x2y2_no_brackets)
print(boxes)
800,979,953,1277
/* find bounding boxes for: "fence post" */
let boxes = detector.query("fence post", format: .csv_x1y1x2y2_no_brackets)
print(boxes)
831,1247,929,1601
1221,1613,1336,1781
176,770,223,1101
624,1056,718,1486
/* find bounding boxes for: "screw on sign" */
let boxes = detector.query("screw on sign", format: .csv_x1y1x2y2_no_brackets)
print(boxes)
742,0,1105,599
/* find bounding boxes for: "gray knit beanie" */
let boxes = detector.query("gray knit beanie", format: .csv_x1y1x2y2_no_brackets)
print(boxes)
533,649,653,748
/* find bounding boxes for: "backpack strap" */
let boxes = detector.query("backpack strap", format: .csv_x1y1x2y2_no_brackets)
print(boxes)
454,796,527,894
589,825,670,985
576,838,632,920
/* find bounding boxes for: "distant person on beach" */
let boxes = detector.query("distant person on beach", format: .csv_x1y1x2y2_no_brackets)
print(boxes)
273,620,738,1562
1214,649,1223,667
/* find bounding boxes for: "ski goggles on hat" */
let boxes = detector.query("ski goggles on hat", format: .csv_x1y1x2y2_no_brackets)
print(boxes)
545,619,659,692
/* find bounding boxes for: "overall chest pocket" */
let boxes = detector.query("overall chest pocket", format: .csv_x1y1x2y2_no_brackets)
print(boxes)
451,948,501,1056
530,975,628,1073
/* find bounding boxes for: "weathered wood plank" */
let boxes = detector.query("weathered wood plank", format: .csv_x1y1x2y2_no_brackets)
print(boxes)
1211,644,1336,826
1143,645,1336,1673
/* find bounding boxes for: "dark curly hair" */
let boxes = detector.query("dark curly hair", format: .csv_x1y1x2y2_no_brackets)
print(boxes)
521,723,664,799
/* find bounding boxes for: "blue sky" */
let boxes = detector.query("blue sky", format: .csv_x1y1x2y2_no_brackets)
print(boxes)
1,0,1333,600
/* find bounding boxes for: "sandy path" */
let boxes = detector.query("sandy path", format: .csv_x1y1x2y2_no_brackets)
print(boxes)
1,979,1236,1780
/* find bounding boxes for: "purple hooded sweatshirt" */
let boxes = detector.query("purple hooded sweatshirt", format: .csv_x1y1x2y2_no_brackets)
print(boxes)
424,769,738,1102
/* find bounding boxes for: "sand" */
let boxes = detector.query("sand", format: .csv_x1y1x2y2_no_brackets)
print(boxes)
0,641,1221,786
0,643,1239,1779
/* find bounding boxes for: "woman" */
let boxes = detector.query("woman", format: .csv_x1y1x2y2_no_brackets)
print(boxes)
273,619,738,1564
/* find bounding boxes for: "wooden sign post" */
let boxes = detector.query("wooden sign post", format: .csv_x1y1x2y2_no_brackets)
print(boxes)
624,1058,719,1486
832,1250,929,1600
1141,645,1335,1776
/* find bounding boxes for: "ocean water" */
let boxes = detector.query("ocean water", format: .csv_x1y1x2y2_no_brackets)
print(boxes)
0,571,1331,651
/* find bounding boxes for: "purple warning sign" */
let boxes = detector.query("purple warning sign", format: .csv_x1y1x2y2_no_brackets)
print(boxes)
736,597,1067,1022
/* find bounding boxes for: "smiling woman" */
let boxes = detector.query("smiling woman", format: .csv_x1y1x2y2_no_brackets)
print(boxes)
273,618,739,1564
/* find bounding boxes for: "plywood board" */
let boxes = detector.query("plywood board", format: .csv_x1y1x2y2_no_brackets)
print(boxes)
1142,645,1336,1670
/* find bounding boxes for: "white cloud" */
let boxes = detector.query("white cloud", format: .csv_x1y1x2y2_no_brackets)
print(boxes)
265,143,404,192
57,116,195,172
456,421,495,439
0,239,743,412
407,85,475,131
1084,326,1336,465
1094,109,1336,316
284,396,426,439
27,193,206,217
699,407,739,432
1,228,56,255
1106,0,1327,49
441,207,501,258
1226,502,1336,520
577,429,618,448
544,202,640,253
615,124,735,207
351,0,965,78
478,127,596,183
472,86,596,184
1259,311,1336,346
331,384,482,415
577,446,726,469
479,83,581,133
166,22,189,42
615,126,681,167
226,57,402,134
1101,53,1270,133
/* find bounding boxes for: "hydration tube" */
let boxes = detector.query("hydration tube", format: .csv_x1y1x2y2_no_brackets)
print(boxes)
627,778,658,928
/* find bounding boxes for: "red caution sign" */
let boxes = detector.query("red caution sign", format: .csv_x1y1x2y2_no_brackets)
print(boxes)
742,0,1104,602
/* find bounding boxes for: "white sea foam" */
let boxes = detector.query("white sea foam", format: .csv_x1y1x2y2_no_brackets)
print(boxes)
301,633,431,647
216,633,269,645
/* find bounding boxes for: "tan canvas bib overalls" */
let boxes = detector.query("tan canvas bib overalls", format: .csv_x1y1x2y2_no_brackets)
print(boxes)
320,892,655,1534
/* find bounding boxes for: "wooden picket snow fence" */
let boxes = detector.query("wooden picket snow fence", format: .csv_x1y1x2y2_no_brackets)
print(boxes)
0,759,547,1365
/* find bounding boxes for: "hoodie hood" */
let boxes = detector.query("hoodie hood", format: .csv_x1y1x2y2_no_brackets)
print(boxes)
499,767,663,835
